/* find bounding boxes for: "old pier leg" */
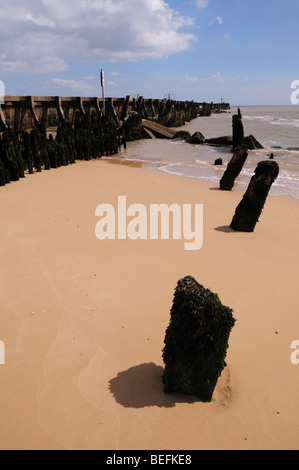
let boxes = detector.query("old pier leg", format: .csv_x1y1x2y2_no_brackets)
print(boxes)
220,145,248,191
162,276,236,402
230,160,279,232
233,112,244,150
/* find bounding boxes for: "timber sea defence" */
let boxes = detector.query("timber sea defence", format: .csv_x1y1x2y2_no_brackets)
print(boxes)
0,95,230,188
0,95,230,131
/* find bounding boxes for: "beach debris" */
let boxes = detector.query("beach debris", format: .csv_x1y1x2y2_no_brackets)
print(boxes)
230,160,279,232
205,135,233,146
214,158,223,166
172,130,191,141
142,119,175,140
162,276,236,402
244,135,264,150
186,131,205,145
219,145,248,191
233,111,244,151
141,127,156,139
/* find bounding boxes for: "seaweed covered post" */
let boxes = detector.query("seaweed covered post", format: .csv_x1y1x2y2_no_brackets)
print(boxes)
162,276,236,402
219,145,248,191
230,160,279,232
30,129,43,172
21,131,34,174
122,113,143,142
1,128,24,181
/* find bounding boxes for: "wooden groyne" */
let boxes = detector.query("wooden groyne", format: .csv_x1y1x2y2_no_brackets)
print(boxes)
0,96,230,131
0,95,230,188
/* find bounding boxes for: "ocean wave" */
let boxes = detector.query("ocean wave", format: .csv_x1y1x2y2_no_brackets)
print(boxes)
159,163,184,177
270,119,299,128
243,114,299,129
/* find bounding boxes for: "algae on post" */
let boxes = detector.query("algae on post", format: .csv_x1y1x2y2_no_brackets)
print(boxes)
162,276,236,402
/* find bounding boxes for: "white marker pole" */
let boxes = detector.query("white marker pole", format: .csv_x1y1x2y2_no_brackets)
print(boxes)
101,69,105,117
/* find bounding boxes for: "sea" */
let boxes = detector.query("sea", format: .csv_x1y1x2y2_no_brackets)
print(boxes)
117,106,299,200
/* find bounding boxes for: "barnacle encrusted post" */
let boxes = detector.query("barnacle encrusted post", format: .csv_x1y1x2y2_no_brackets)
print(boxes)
162,276,236,402
230,160,279,232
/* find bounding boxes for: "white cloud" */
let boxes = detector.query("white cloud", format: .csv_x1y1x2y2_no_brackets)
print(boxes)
185,74,198,82
47,77,97,95
209,72,225,83
210,16,223,26
0,0,197,73
25,13,56,28
197,0,209,8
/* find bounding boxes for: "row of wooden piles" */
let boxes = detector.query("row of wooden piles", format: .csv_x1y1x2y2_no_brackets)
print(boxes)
220,109,279,232
163,110,281,403
0,112,121,187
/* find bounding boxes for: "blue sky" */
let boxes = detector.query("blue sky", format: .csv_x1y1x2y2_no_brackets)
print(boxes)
1,0,298,105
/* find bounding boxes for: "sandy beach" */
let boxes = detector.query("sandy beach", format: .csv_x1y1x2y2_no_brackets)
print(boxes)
0,158,298,450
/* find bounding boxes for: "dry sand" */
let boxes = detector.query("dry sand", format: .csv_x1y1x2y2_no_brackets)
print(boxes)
0,158,298,450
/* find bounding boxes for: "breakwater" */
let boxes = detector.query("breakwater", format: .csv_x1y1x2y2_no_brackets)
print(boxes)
0,96,230,131
0,112,120,186
0,95,230,188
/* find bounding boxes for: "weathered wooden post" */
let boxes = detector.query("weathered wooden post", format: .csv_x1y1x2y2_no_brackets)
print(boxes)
0,147,8,185
233,113,244,150
162,276,236,402
230,160,279,232
22,131,34,174
219,145,248,191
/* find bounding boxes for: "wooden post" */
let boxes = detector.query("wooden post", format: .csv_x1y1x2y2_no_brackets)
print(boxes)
28,96,39,128
220,145,248,191
163,276,236,402
233,113,244,150
230,160,279,232
56,96,65,121
77,97,85,117
121,95,131,121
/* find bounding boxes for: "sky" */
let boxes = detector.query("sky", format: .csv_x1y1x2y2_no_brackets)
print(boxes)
1,0,298,105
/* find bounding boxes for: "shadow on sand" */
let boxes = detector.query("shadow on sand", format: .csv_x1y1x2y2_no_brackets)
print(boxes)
214,225,236,233
109,362,199,409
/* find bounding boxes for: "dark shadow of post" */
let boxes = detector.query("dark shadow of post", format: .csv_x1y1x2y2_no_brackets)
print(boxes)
109,363,198,409
214,226,235,233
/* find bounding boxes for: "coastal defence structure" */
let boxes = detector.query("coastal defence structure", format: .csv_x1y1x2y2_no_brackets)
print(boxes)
0,96,230,131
